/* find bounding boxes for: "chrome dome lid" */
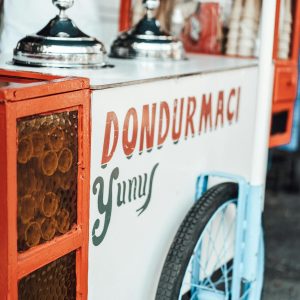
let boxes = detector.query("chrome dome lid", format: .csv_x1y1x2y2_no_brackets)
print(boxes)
13,0,108,68
110,0,185,61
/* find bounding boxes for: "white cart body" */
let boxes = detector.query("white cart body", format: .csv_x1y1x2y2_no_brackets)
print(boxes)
88,56,258,299
0,10,275,294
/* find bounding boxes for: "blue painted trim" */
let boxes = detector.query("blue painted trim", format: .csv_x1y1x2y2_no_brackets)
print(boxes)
243,186,264,281
195,172,264,300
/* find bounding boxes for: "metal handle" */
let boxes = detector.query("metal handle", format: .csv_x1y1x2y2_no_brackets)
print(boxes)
143,0,159,19
52,0,74,18
143,0,160,10
53,0,74,10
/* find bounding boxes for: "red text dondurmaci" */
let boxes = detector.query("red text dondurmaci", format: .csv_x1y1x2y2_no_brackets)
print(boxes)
101,87,241,167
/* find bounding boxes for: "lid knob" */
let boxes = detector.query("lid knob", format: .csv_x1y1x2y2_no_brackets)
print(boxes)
52,0,74,18
143,0,160,19
53,0,74,10
143,0,160,11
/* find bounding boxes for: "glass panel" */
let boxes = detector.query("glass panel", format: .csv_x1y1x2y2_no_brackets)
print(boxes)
17,111,78,252
18,251,76,300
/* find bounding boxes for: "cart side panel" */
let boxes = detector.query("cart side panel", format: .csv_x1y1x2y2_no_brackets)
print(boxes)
88,66,259,300
0,88,90,299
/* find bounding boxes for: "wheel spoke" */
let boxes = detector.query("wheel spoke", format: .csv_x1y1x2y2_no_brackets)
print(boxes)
222,263,229,297
156,184,265,300
202,206,227,275
197,259,219,292
201,206,235,291
240,284,251,300
213,264,233,286
204,211,236,286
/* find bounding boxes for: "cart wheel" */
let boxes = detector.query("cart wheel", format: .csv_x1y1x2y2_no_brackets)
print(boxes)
156,182,264,300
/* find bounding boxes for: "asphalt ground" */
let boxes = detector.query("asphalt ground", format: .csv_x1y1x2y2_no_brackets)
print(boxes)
262,150,300,300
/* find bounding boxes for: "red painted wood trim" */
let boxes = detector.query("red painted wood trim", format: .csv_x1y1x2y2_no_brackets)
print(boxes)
17,228,83,279
0,69,89,102
0,104,8,299
0,75,43,83
78,90,91,300
6,104,18,300
10,89,89,117
0,78,90,102
0,69,61,81
119,0,132,31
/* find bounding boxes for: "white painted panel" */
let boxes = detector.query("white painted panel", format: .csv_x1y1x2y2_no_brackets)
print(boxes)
88,67,258,299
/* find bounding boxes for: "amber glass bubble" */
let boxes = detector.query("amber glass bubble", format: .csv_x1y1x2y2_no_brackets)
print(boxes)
17,111,78,252
18,251,76,300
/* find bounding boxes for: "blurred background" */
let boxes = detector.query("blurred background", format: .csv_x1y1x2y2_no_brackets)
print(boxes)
263,147,300,300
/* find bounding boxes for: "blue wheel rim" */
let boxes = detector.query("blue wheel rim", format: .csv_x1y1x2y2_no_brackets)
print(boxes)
179,199,264,300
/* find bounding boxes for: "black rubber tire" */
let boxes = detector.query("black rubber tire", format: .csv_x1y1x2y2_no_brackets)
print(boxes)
155,182,238,300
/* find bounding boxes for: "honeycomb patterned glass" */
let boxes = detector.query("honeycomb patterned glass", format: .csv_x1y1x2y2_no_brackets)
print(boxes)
17,111,78,252
18,251,76,300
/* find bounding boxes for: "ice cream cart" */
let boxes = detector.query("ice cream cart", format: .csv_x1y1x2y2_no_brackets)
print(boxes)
0,0,277,299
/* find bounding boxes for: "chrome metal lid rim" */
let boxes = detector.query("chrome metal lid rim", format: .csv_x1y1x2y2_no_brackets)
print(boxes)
14,35,106,54
110,40,185,61
13,51,107,68
13,35,107,67
12,58,107,68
